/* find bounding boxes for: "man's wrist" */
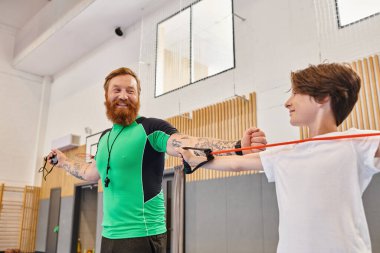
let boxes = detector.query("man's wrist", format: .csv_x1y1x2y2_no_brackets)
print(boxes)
235,140,243,156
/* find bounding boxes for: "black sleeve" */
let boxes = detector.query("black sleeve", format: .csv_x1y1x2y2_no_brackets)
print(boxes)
136,117,178,136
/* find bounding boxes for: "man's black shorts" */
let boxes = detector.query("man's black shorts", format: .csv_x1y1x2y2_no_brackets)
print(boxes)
100,233,167,253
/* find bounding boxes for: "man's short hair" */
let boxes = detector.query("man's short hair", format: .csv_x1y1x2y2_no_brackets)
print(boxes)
103,67,141,95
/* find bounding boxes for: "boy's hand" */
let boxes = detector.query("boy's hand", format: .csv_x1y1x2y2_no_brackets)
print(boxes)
241,128,267,154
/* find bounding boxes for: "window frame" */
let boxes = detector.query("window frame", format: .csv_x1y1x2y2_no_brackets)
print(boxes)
335,0,380,28
154,0,236,97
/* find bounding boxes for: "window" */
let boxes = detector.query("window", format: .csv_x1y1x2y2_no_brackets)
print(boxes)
155,0,234,97
336,0,380,28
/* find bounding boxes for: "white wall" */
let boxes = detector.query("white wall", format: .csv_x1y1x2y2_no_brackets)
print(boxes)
14,0,94,61
0,23,45,186
11,0,380,186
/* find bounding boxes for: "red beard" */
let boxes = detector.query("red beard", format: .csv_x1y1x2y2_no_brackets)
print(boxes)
105,98,140,126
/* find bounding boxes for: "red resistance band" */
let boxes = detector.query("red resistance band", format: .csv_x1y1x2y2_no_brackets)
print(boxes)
211,132,380,155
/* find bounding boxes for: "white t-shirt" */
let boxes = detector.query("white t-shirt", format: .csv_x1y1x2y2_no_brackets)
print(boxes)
260,128,380,253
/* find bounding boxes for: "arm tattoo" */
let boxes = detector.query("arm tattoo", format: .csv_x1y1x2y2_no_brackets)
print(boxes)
172,134,237,156
171,134,203,156
193,138,237,156
59,162,87,180
172,139,183,148
171,134,190,148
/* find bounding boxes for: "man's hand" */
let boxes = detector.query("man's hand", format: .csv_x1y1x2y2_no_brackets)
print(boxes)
48,149,67,166
48,149,100,181
241,128,267,154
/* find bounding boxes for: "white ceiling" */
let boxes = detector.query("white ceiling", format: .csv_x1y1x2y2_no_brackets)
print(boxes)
0,0,171,76
0,0,49,29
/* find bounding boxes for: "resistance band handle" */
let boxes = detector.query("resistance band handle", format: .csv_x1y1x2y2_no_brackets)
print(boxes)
182,147,214,174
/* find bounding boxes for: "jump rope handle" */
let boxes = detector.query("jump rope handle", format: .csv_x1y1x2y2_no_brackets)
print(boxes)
44,154,58,165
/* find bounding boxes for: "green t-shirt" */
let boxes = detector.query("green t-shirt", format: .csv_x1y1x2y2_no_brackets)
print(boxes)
95,117,178,238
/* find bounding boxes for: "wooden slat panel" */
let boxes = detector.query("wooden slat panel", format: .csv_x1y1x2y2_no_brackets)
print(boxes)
0,183,3,211
0,185,22,251
18,186,40,252
352,62,365,129
370,56,380,129
164,93,258,182
363,58,376,129
0,185,38,252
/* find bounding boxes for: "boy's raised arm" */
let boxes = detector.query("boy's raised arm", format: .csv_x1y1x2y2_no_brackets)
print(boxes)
177,148,263,172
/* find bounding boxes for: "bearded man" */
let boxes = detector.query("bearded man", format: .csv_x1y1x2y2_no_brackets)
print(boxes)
48,67,266,253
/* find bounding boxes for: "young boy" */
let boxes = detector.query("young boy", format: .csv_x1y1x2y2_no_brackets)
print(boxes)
179,63,380,253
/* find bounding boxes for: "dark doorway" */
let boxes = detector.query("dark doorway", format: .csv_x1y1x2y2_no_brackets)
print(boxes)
71,183,98,253
46,187,61,253
163,170,175,253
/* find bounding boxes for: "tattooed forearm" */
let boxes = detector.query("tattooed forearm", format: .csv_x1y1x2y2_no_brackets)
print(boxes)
170,133,239,156
171,134,190,148
58,162,87,180
193,138,237,156
172,139,183,148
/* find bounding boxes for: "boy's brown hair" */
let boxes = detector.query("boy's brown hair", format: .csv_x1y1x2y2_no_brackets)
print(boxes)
103,67,141,95
291,63,361,126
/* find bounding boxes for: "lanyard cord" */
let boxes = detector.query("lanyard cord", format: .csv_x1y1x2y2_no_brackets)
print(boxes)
39,157,57,181
105,126,126,187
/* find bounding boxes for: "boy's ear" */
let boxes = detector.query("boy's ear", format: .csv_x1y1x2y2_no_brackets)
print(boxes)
320,95,330,104
315,95,331,107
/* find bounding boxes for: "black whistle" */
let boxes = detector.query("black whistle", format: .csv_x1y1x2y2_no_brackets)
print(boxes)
104,177,110,187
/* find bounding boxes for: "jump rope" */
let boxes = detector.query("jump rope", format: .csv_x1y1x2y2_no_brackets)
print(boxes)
40,132,380,179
